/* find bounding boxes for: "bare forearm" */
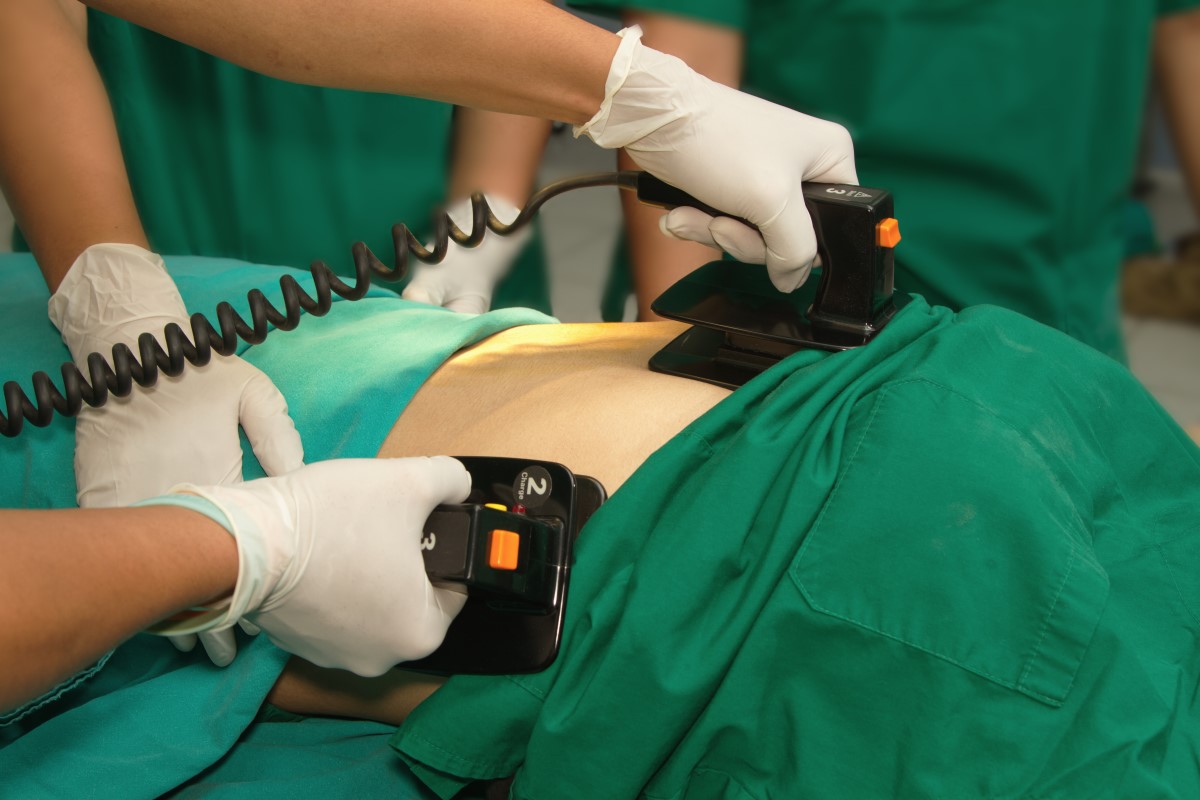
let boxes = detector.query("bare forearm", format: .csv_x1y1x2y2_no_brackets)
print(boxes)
84,0,618,124
1156,10,1200,221
619,12,743,320
449,108,551,204
0,507,237,713
0,0,148,290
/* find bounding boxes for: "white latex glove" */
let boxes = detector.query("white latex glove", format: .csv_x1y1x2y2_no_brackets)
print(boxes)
401,196,531,315
48,243,305,666
150,457,473,677
165,626,239,668
576,27,858,292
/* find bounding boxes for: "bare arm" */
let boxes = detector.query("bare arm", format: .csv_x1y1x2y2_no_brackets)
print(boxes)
1155,9,1200,222
1,0,611,302
448,109,551,206
617,12,743,319
84,0,618,125
0,506,237,713
0,0,149,290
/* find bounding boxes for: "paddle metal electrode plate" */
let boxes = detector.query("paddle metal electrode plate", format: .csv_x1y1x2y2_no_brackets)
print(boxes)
648,183,909,390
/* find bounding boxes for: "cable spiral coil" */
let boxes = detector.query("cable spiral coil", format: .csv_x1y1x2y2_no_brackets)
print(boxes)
1,172,637,437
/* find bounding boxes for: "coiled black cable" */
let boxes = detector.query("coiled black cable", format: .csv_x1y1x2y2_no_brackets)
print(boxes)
1,171,640,437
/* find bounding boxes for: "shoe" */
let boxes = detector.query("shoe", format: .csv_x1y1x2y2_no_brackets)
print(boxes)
1122,244,1200,323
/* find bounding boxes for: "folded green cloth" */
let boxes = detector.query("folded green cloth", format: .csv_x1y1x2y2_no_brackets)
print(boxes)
394,298,1200,799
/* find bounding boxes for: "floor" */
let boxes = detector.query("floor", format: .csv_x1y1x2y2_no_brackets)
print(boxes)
1,134,1196,431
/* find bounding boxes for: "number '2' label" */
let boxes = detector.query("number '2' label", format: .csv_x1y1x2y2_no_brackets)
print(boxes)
514,465,553,509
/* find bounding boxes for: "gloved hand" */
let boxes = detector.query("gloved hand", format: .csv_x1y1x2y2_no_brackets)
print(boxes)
576,27,858,293
401,195,531,315
48,243,305,666
147,457,473,676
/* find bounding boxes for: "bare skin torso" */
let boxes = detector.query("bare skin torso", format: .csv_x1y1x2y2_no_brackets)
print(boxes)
381,321,730,488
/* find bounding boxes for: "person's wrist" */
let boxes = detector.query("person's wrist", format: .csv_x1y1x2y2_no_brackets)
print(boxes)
50,243,175,311
573,27,644,143
132,496,240,635
574,28,700,151
144,481,297,634
558,29,624,126
47,243,191,364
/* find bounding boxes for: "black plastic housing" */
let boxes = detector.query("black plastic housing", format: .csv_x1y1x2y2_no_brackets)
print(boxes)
407,456,606,676
640,176,909,389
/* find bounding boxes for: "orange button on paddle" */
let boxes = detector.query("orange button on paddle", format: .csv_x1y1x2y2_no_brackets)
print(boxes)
488,529,520,571
876,218,902,248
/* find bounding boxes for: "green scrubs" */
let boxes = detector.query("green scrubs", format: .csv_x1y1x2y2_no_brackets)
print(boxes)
0,252,554,797
12,12,551,313
581,0,1200,358
394,295,1200,798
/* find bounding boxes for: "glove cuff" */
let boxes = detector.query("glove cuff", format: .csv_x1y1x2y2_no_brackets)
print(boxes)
145,481,301,634
135,493,238,636
47,243,191,367
573,26,696,150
